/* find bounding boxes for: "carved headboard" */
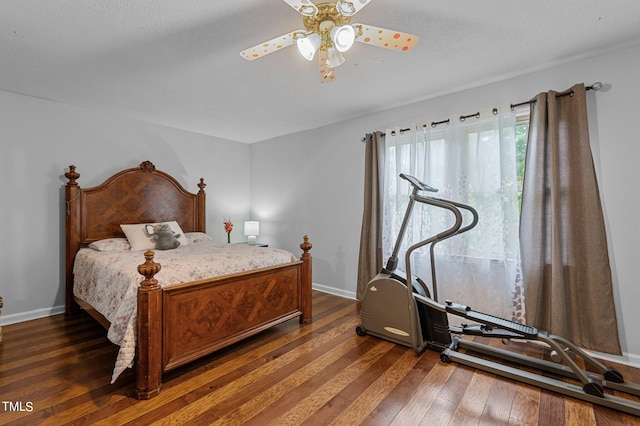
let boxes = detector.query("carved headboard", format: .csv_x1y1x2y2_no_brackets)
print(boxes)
64,160,206,314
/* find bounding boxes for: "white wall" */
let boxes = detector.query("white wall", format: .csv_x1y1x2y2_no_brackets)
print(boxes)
251,43,640,363
0,91,251,324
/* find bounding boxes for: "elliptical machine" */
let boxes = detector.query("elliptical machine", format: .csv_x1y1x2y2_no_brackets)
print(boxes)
356,173,640,416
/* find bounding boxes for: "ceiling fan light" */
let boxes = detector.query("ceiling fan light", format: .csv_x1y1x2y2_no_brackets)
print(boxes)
331,25,356,52
325,47,346,68
296,33,321,61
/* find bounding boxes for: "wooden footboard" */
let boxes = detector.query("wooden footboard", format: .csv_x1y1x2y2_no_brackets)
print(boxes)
135,237,313,399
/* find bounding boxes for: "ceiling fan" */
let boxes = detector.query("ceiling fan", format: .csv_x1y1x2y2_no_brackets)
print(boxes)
240,0,419,83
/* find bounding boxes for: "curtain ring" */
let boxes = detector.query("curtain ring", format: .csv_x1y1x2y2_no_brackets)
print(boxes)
430,119,450,128
460,112,480,122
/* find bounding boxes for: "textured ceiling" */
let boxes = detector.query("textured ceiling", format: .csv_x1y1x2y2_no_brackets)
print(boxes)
2,0,640,143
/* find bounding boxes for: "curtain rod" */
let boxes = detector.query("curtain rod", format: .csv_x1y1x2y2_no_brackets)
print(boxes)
362,82,602,141
510,81,602,110
384,106,499,136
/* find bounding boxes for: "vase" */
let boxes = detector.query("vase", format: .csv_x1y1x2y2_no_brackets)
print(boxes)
227,232,231,243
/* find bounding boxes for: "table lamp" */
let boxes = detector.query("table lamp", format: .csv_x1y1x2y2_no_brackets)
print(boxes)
244,221,260,246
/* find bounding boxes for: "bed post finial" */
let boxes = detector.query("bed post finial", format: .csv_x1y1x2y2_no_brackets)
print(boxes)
300,235,312,254
65,165,80,186
138,250,161,288
198,178,206,194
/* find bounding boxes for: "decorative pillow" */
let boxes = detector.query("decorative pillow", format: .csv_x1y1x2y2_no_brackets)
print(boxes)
88,238,131,252
185,232,214,244
120,221,188,251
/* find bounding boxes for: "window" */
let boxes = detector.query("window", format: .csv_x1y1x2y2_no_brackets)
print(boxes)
383,111,523,319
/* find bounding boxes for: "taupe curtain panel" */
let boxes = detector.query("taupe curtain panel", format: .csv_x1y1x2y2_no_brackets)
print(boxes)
357,132,384,300
520,83,621,354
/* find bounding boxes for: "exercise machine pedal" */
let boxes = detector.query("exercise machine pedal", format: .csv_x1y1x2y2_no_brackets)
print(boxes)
445,300,538,339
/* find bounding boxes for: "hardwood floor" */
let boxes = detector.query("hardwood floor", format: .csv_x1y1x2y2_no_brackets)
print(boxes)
1,291,639,425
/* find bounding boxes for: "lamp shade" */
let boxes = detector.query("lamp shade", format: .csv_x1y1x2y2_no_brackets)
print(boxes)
244,221,260,236
296,33,321,61
330,24,356,53
324,47,346,68
244,221,260,245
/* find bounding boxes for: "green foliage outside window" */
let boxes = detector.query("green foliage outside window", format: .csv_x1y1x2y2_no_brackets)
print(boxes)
515,122,529,209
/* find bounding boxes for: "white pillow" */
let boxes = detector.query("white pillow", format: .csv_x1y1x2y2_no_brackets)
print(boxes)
88,238,131,251
120,221,188,251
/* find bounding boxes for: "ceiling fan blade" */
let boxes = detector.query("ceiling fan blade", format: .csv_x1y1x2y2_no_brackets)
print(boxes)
281,0,319,16
336,0,374,16
318,50,336,83
240,31,301,61
354,24,419,52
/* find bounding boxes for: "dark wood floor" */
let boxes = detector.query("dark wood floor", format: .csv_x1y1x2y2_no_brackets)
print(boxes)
1,291,639,425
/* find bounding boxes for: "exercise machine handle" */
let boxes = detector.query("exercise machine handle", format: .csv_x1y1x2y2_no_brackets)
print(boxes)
386,174,457,272
400,173,438,193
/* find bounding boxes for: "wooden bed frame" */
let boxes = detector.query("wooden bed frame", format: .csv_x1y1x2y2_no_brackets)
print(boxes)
64,160,312,399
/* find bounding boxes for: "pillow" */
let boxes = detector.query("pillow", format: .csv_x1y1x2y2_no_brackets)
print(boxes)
120,221,188,251
88,238,131,252
185,232,214,244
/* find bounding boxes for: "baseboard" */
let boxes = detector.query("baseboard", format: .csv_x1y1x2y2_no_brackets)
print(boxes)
0,305,65,326
312,282,357,301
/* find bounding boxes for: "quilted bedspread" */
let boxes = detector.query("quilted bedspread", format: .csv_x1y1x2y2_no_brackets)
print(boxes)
73,233,297,383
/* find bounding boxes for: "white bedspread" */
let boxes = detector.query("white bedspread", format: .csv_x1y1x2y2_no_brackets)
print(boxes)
73,234,297,383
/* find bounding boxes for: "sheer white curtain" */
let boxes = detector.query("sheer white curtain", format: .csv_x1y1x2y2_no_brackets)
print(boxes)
383,111,522,319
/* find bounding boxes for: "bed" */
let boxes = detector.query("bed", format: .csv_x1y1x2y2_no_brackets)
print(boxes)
64,160,312,399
